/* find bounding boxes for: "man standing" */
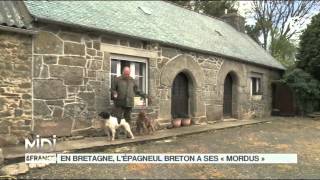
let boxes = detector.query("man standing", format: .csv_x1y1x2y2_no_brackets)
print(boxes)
111,66,147,124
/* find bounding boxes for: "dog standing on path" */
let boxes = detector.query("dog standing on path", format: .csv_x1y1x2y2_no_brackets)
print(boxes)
136,111,156,135
98,112,134,141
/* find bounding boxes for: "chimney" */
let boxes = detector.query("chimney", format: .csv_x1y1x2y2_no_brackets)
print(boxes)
220,12,245,33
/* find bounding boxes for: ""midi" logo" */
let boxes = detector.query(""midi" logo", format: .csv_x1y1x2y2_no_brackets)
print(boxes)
25,135,57,150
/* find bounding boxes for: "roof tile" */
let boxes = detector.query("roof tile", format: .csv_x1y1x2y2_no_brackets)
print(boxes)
0,1,32,29
24,1,284,69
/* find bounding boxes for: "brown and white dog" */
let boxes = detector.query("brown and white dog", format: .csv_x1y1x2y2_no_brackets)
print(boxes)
98,112,134,141
136,111,157,135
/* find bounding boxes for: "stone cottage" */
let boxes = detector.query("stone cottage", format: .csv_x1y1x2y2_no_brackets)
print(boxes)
0,1,284,146
0,1,35,146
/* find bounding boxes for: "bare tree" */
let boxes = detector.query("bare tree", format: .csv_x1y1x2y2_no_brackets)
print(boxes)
250,0,319,50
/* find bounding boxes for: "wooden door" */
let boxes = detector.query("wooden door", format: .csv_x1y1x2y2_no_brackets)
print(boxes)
171,73,189,118
223,74,233,117
274,83,296,116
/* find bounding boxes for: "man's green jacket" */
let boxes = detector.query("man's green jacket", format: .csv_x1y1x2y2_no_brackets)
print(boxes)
112,75,146,107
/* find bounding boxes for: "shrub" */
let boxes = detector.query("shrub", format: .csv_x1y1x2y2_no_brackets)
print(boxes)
281,67,320,114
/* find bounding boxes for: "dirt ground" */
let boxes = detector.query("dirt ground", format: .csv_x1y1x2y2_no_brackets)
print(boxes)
19,117,320,179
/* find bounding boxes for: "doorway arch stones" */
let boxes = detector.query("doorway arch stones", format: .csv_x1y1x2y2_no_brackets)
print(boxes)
159,54,207,123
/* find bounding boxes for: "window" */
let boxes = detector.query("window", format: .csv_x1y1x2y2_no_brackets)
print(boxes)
251,77,262,95
133,62,146,92
110,55,148,105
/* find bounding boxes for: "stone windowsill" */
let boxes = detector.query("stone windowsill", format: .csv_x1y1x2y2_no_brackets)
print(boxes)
251,95,263,101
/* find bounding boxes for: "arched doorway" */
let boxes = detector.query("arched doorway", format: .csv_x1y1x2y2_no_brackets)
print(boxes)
171,72,189,118
159,54,206,123
223,73,233,117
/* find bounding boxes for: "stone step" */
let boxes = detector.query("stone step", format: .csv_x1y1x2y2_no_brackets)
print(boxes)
307,114,320,118
158,122,171,130
155,119,171,129
207,121,217,124
156,119,170,124
223,118,238,122
0,162,29,176
307,112,320,118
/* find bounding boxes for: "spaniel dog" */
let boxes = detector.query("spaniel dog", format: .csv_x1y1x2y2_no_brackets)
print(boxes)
98,112,134,141
136,111,156,135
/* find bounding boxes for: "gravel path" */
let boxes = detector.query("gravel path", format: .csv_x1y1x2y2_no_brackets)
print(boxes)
19,117,320,179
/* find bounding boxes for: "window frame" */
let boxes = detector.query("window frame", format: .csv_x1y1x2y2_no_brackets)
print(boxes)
250,72,263,96
109,54,149,106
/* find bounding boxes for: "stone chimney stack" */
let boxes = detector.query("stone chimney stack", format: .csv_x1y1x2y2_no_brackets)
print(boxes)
220,12,245,33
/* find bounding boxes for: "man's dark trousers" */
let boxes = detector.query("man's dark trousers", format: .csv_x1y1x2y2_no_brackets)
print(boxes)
113,106,132,124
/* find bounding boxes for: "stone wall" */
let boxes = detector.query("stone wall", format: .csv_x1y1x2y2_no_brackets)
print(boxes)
0,31,32,146
0,22,281,143
241,65,281,118
31,23,160,137
157,46,281,122
32,25,104,136
216,59,281,120
156,47,224,124
31,22,282,137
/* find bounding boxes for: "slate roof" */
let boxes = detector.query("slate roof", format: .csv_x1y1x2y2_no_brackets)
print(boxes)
0,1,32,29
24,1,284,70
